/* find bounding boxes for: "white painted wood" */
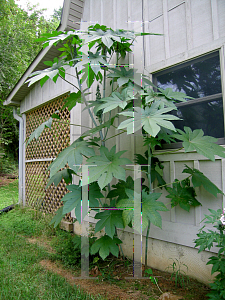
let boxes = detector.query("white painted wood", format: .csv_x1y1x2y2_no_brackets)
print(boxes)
25,158,55,163
148,37,225,73
193,160,202,226
148,16,165,65
101,0,114,28
191,0,213,48
168,3,187,57
155,150,219,162
169,161,176,222
147,0,163,22
70,2,84,14
81,0,90,21
168,0,185,11
130,0,143,22
211,0,219,40
90,0,101,24
218,0,225,38
163,0,170,59
185,0,193,50
116,0,128,29
22,113,26,206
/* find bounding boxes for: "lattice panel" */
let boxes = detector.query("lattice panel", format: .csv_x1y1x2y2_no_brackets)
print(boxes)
25,161,72,221
25,96,73,222
26,95,70,160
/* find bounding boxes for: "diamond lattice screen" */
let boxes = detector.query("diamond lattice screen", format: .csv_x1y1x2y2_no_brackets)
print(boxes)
25,95,73,221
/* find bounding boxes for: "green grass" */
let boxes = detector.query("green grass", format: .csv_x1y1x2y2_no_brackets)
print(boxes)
0,179,18,210
0,190,106,300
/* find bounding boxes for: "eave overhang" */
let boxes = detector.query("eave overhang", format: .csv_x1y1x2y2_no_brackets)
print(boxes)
4,0,84,107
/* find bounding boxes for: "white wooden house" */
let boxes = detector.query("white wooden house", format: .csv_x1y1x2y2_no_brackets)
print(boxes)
4,0,225,284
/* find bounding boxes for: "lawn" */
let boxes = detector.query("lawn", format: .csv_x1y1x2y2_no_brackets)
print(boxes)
0,181,105,300
0,179,18,209
0,180,210,300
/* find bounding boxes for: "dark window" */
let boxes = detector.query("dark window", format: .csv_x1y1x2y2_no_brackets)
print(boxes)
154,52,224,140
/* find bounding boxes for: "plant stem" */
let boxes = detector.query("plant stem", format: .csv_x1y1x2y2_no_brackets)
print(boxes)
59,75,79,91
75,67,104,142
152,175,192,191
53,119,92,129
104,130,126,141
154,277,163,294
145,220,150,270
145,144,152,270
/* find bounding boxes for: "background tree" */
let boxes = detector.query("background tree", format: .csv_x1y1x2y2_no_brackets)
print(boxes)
0,0,62,173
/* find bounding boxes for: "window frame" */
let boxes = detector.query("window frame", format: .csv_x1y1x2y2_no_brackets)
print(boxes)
152,50,225,148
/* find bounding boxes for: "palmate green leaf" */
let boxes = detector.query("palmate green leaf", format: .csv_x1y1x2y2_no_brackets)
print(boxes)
61,184,81,217
61,182,102,223
173,127,225,161
140,88,185,109
46,168,74,188
117,189,167,233
50,207,65,228
182,165,223,197
87,145,132,190
118,103,179,136
36,30,83,48
84,29,121,49
107,67,143,87
62,91,83,111
166,178,201,212
94,210,124,238
114,29,162,40
157,87,192,102
79,63,103,88
140,88,173,106
107,176,134,201
75,51,107,75
47,138,95,177
26,117,53,146
95,90,132,114
134,152,166,187
25,58,67,87
90,235,122,260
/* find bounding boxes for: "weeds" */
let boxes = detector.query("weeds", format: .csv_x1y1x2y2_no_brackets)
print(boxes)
165,258,189,288
145,268,163,294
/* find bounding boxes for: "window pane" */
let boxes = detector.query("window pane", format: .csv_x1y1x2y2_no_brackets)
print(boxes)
154,52,224,139
156,53,221,98
172,97,224,138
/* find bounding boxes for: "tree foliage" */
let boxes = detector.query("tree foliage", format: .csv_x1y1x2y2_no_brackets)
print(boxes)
0,0,61,166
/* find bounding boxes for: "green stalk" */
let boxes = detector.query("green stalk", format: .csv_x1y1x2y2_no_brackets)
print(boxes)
75,67,104,142
145,143,152,270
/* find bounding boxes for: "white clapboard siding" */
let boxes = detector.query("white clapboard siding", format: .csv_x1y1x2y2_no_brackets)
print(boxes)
145,0,225,73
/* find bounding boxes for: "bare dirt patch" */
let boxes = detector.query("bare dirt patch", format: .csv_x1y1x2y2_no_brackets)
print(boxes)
39,259,149,300
27,237,56,254
0,174,18,187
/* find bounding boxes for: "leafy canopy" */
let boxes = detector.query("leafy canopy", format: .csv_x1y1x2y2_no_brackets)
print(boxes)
118,104,179,136
173,127,225,161
47,138,95,176
117,189,168,232
87,145,132,190
183,165,223,197
90,235,122,260
166,178,201,212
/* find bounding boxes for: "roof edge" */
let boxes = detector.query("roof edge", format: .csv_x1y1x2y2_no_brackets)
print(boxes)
4,0,84,107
